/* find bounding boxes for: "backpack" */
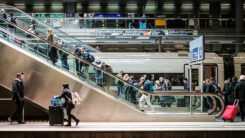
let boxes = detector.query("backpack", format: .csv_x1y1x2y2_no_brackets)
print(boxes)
72,92,82,105
144,81,154,92
212,83,220,94
83,52,89,61
132,83,139,93
66,91,82,105
88,53,95,63
8,17,16,24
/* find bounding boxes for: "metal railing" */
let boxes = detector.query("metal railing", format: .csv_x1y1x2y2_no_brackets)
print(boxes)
30,17,242,30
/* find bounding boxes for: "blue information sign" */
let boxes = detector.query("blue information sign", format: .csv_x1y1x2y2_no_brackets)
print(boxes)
189,35,205,62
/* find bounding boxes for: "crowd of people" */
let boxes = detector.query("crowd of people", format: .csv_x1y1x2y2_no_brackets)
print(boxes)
222,75,245,121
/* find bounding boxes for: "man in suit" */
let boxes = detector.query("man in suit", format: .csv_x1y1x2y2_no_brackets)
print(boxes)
8,73,25,124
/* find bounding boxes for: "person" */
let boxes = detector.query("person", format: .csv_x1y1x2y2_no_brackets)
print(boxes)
74,45,81,75
235,75,245,121
153,80,161,103
55,83,80,126
7,12,17,32
222,78,231,107
210,77,222,111
46,29,58,65
81,49,90,78
127,15,135,29
159,77,172,91
183,78,195,91
8,73,25,124
204,79,214,112
139,14,146,29
123,74,131,100
103,63,113,92
0,9,7,28
94,59,103,87
228,76,238,104
95,45,100,51
138,79,155,112
27,24,38,35
59,41,70,70
116,71,124,97
27,24,39,51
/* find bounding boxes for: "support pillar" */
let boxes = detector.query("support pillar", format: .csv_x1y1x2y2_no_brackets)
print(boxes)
209,2,220,29
235,0,244,54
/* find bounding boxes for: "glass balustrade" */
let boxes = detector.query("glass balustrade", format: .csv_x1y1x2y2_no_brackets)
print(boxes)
0,18,224,117
30,17,238,30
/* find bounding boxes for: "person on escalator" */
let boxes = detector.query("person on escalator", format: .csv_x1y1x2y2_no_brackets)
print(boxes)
46,29,58,65
138,78,155,112
0,9,7,28
8,73,25,124
7,12,17,32
55,83,80,126
80,48,90,79
59,41,70,70
94,59,103,87
74,45,81,75
116,71,124,97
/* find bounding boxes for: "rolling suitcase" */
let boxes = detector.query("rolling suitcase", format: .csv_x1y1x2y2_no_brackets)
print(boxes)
49,105,64,126
222,100,239,122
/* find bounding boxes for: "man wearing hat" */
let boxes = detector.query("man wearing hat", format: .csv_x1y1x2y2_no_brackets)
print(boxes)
235,75,245,121
8,73,25,124
55,83,80,126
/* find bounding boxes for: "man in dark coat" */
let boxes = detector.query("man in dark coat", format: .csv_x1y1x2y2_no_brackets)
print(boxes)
74,45,81,75
8,73,25,124
55,83,79,126
235,75,245,121
228,76,238,104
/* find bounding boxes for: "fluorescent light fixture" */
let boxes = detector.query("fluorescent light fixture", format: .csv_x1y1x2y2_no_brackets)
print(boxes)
14,4,25,6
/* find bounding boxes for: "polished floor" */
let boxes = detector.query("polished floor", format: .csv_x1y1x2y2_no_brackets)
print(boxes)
0,121,245,132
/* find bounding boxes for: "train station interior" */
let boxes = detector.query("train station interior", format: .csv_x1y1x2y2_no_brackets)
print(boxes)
0,0,245,137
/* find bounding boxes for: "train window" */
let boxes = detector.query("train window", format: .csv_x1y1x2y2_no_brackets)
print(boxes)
191,69,199,86
241,64,245,75
121,73,184,86
203,65,218,82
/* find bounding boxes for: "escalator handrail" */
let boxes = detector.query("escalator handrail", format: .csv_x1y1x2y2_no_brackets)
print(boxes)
0,4,99,52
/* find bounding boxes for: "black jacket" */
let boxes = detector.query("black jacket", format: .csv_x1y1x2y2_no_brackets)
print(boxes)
56,88,74,108
235,80,245,101
12,78,24,101
74,49,81,63
222,82,231,95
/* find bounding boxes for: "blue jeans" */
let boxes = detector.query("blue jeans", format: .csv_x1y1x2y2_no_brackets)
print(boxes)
124,86,130,100
139,22,146,29
61,59,69,70
117,85,122,97
206,97,213,110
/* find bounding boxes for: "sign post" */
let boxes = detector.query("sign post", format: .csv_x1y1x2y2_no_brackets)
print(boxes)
189,35,205,113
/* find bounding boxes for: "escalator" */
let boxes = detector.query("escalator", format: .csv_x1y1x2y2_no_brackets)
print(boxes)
0,14,225,122
0,5,98,53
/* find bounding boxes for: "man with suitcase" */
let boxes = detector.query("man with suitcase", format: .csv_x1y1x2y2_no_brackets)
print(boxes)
55,83,80,126
235,75,245,121
8,73,25,124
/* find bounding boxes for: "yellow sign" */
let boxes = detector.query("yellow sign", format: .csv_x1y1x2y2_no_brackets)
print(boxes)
155,19,166,26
